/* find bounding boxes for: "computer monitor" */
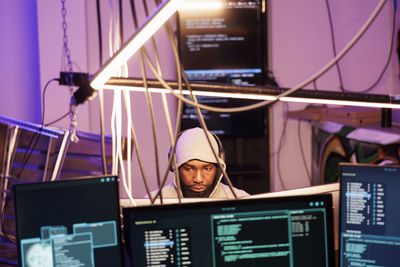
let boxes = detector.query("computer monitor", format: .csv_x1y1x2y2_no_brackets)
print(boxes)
339,163,400,267
178,0,268,137
123,194,335,266
13,176,124,267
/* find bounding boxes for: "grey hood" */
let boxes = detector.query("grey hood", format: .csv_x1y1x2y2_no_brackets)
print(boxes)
172,127,226,196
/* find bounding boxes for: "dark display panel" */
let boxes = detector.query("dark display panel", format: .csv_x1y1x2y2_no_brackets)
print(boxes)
339,163,400,267
13,176,124,267
123,194,335,266
178,0,268,137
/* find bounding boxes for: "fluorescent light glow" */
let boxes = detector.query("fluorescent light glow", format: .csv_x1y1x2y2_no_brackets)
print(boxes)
102,84,278,101
179,0,224,10
280,97,400,109
90,0,185,90
102,84,400,109
181,90,277,100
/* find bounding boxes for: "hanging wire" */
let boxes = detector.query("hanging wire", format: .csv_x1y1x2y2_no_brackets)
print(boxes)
150,13,185,202
325,0,395,93
139,49,163,201
147,13,187,202
139,0,183,202
41,78,61,125
99,90,108,174
96,0,103,65
144,0,177,148
121,94,154,203
44,112,70,127
162,17,185,202
95,0,109,175
124,0,184,203
61,0,73,75
119,0,124,42
142,22,238,199
131,0,389,115
297,119,312,183
123,92,133,193
16,76,67,184
126,0,157,203
107,0,136,203
42,77,71,127
132,0,163,201
276,102,289,190
324,0,345,92
183,72,239,199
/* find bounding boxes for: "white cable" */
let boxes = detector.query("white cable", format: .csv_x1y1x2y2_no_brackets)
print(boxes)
115,90,135,204
121,68,133,198
111,93,118,174
115,91,122,172
108,3,117,174
119,16,132,198
115,89,135,204
161,93,175,144
110,77,135,203
113,70,135,202
123,91,132,193
118,148,136,205
108,14,118,174
108,0,136,203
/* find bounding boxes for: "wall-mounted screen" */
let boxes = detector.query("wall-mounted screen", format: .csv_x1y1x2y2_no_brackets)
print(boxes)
178,0,268,137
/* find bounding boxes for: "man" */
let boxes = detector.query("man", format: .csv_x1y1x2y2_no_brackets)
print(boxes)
150,127,249,199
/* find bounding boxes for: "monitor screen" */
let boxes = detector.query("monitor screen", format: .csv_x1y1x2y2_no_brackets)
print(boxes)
339,163,400,267
13,176,124,267
123,194,335,266
178,0,268,137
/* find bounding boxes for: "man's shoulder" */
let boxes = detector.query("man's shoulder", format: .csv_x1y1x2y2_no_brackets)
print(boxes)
146,183,179,198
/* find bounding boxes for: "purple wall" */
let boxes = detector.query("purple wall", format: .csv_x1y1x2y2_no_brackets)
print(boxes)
0,1,41,123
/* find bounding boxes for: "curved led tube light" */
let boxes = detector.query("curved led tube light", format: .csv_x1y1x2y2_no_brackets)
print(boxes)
90,0,185,90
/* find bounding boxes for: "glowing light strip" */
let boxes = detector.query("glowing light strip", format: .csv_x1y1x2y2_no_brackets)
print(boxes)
90,0,184,90
104,85,400,109
102,84,400,109
280,97,400,109
102,84,278,101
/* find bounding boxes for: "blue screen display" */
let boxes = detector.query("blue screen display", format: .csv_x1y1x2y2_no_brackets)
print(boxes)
339,163,400,267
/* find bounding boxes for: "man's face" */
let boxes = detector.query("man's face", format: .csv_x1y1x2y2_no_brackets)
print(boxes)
178,159,218,197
